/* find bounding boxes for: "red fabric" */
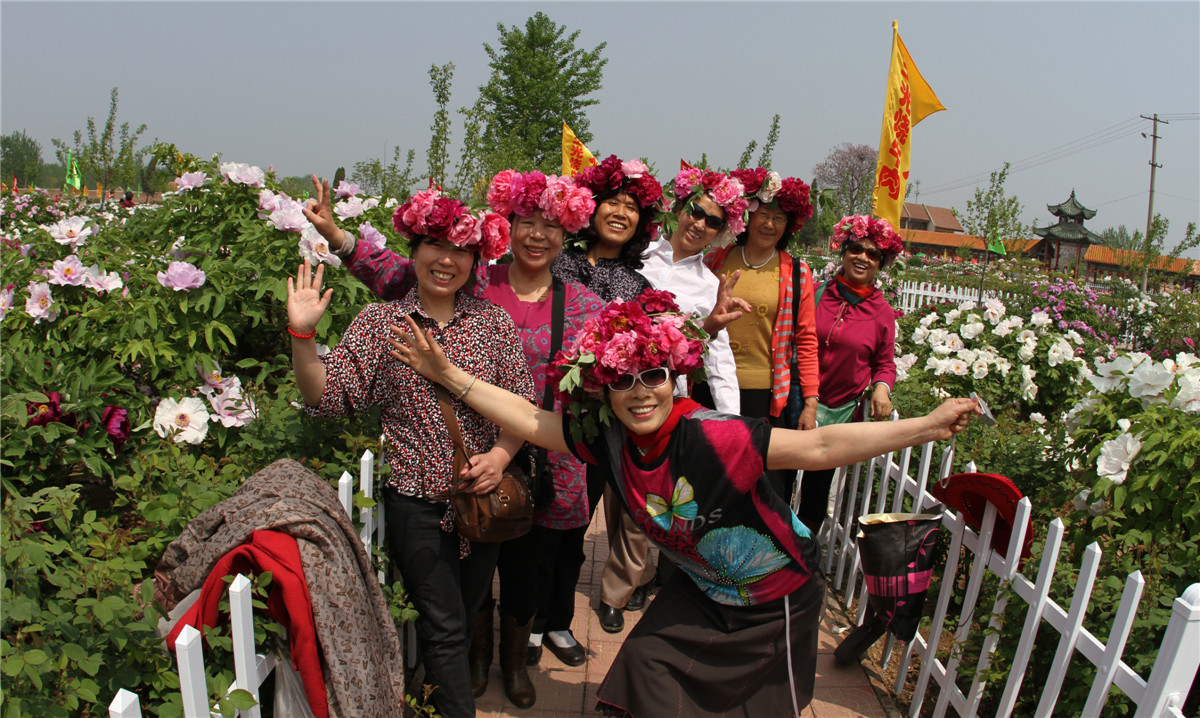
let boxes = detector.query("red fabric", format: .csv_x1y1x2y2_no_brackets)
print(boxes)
834,273,878,299
166,530,327,718
626,398,701,461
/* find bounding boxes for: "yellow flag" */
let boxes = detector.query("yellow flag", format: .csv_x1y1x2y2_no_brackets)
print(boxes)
872,21,945,231
561,122,598,176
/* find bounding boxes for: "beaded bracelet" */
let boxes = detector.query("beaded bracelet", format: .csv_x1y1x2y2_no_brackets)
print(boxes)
456,375,477,401
287,326,316,339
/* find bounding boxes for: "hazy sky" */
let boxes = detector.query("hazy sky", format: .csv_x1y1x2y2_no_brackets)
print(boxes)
3,1,1198,255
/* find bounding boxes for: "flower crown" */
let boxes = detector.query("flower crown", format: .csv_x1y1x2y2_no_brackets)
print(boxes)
671,167,749,236
574,155,664,211
831,215,904,257
392,188,511,261
729,167,814,237
486,170,596,234
553,288,709,437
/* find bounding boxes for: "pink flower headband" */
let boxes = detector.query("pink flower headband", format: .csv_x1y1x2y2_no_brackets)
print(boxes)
671,167,749,236
729,167,814,237
486,170,596,234
553,288,709,438
392,188,511,261
574,155,664,212
831,214,904,257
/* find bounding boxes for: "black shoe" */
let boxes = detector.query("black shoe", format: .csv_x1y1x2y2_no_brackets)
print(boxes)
599,602,624,633
625,583,650,612
545,636,587,667
525,643,542,667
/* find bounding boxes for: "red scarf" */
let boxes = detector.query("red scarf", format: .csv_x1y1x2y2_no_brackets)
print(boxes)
626,398,701,462
834,273,877,300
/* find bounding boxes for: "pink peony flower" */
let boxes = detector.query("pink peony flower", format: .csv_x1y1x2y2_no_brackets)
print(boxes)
509,171,547,217
48,254,86,286
334,196,378,221
487,170,518,216
640,288,681,314
298,225,342,267
46,216,93,249
157,261,207,291
478,213,511,261
620,159,650,177
599,331,640,374
196,362,239,392
358,221,386,250
0,284,15,320
257,189,284,218
28,391,74,427
334,180,361,198
672,168,705,199
395,189,438,238
218,162,265,188
201,383,256,428
175,172,208,192
851,215,870,237
447,214,482,249
25,281,59,323
709,177,743,208
270,201,309,232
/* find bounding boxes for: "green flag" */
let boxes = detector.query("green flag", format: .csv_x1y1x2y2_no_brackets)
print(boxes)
986,231,1007,256
65,152,82,190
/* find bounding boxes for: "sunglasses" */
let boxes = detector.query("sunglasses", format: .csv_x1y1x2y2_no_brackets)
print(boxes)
844,241,884,263
610,367,671,392
688,204,725,231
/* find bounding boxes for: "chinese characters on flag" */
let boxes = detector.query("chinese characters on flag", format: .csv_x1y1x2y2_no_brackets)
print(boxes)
561,122,598,176
872,21,945,232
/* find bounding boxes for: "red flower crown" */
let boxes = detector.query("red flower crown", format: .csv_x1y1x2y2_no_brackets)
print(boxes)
392,188,511,261
729,167,814,237
486,170,596,234
831,214,904,257
574,155,664,212
671,168,749,236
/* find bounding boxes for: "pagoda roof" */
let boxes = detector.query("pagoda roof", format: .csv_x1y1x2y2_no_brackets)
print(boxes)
1046,190,1097,220
1032,220,1105,244
1085,245,1200,277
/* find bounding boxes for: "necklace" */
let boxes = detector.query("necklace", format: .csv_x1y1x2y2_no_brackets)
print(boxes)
741,245,773,270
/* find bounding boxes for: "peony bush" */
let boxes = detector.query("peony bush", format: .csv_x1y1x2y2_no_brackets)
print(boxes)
1,145,405,715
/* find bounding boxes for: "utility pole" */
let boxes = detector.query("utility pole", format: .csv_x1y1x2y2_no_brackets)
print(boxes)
1140,114,1167,292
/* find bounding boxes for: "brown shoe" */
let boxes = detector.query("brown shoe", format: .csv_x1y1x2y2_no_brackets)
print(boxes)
468,605,493,697
499,613,536,708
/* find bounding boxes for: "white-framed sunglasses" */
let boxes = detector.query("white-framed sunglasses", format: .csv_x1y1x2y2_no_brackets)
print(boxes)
610,367,671,392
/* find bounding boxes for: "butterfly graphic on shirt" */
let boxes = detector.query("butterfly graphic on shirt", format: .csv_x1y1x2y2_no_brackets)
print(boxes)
645,477,699,531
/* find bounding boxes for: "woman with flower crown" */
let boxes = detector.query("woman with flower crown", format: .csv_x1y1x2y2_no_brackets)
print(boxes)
302,172,605,707
793,215,902,534
287,189,536,718
704,169,821,501
388,288,979,718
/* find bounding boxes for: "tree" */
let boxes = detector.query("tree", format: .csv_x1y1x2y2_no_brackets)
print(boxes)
426,62,455,189
351,145,418,201
953,162,1028,250
51,87,147,204
811,143,876,219
1120,215,1200,291
476,12,607,174
1,130,43,187
737,114,782,170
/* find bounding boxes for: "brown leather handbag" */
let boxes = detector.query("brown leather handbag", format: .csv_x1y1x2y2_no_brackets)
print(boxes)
434,384,533,543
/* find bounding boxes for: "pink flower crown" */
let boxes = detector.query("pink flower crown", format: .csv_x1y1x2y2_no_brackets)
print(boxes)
552,289,709,435
392,188,511,261
831,214,904,257
486,170,596,234
671,167,749,236
574,155,664,212
729,167,814,237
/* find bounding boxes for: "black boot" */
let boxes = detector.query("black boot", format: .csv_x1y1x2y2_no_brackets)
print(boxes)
499,613,536,708
469,604,494,697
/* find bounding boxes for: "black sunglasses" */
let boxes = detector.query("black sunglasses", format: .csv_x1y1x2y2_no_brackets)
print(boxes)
844,241,883,263
688,204,725,231
611,367,671,392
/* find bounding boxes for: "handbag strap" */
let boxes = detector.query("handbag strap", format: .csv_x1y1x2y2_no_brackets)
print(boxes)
433,384,474,498
532,278,565,476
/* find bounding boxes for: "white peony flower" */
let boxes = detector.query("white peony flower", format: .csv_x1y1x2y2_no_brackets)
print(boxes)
983,298,1007,324
1029,412,1046,424
1073,489,1106,517
920,312,940,328
1096,432,1142,485
960,300,978,312
960,321,985,340
1047,339,1074,367
912,326,930,345
298,225,343,268
1017,329,1037,344
943,333,965,352
1030,312,1051,328
1018,342,1036,362
153,397,210,444
946,358,970,376
957,348,978,364
945,308,962,324
992,321,1014,338
1127,359,1175,401
972,360,989,379
1170,372,1200,414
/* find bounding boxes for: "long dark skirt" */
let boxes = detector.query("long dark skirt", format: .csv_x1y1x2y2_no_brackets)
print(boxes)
596,567,826,718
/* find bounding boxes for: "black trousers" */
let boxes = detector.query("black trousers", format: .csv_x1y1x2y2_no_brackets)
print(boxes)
530,523,588,634
796,468,836,534
383,490,500,718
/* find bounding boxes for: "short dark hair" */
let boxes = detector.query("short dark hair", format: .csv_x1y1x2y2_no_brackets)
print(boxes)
734,203,794,251
573,188,655,270
406,235,479,294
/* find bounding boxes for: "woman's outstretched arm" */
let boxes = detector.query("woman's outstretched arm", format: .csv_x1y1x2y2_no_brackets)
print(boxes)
767,397,978,471
389,315,570,455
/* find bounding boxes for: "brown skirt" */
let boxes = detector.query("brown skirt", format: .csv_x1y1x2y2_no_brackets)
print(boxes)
596,568,826,718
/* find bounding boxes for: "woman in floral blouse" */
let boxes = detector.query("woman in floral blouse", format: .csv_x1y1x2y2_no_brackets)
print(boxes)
389,288,980,718
288,190,534,718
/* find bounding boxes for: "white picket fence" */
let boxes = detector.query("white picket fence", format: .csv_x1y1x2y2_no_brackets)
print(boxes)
108,451,390,717
896,280,1016,316
801,436,1200,717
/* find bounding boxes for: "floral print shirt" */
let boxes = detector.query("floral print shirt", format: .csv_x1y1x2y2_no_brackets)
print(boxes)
564,408,820,606
306,289,535,498
551,248,650,302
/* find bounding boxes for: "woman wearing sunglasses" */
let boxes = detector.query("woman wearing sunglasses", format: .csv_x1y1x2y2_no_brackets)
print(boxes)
794,214,903,534
703,169,819,499
387,288,980,718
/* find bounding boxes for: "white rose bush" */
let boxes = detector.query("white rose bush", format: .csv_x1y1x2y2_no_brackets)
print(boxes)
0,145,406,714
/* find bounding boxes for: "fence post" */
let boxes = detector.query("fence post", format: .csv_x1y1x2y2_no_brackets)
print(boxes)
229,575,263,718
1135,583,1200,717
108,689,142,718
175,625,210,718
